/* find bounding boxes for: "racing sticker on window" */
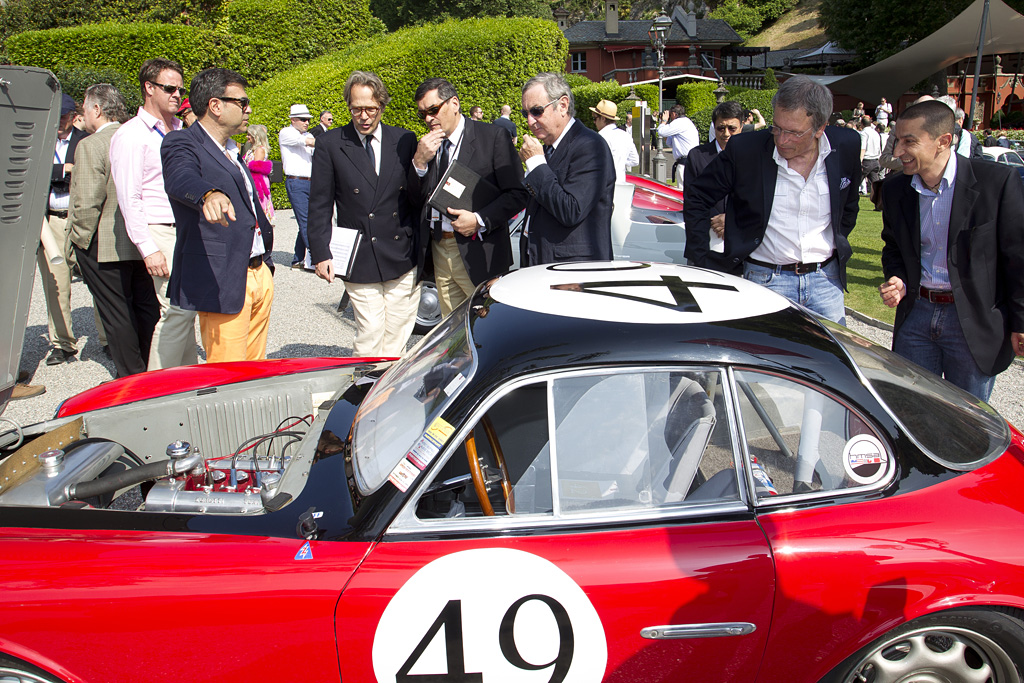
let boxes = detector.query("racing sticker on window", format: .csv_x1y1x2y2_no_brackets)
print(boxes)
489,261,790,325
372,548,607,682
842,434,889,485
388,417,456,492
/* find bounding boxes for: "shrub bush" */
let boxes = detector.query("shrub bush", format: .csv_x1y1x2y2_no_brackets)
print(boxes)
688,90,777,143
6,22,288,84
224,0,385,66
573,81,658,129
51,64,144,112
251,16,567,208
674,81,717,116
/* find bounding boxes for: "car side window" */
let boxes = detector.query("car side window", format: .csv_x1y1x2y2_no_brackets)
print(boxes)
414,368,739,522
733,370,891,499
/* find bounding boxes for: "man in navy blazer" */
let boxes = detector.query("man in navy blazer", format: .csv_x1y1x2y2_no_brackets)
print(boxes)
684,76,860,325
161,68,274,363
518,72,615,267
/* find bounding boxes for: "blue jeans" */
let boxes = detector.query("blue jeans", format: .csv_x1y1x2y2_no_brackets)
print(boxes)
743,258,846,325
286,177,310,264
893,298,996,401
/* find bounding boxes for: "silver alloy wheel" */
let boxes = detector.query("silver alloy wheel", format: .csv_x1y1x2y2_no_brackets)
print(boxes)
0,665,58,683
844,625,1021,683
415,281,442,333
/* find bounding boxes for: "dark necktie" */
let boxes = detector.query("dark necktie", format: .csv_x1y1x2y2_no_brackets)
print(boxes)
438,138,452,174
544,144,554,160
364,135,376,175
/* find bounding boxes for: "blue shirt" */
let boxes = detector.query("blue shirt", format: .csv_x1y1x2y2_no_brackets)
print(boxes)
910,153,958,290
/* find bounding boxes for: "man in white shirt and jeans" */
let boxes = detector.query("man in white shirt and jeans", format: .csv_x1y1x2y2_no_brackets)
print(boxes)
860,117,882,206
590,99,639,183
279,104,315,268
657,104,699,183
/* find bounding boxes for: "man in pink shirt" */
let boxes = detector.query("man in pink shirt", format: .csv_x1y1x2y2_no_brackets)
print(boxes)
110,57,199,370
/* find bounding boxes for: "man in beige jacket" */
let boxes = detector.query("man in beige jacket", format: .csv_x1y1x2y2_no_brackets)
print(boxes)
68,84,159,378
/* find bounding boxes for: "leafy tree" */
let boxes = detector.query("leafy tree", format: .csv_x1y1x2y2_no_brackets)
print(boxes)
371,0,551,31
820,0,1024,65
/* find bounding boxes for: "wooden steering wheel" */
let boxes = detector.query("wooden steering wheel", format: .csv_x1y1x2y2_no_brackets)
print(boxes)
464,415,515,516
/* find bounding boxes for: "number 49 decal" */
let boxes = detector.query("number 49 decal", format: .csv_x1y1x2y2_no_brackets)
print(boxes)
373,549,607,682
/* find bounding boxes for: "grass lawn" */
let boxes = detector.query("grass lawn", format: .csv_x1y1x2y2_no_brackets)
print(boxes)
845,196,894,325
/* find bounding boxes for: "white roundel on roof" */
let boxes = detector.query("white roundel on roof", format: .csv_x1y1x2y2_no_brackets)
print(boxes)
490,262,790,325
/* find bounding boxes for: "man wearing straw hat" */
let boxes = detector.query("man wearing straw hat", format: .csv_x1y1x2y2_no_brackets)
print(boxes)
590,99,638,184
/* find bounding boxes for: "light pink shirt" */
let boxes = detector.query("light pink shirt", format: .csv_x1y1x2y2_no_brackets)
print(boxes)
110,107,182,258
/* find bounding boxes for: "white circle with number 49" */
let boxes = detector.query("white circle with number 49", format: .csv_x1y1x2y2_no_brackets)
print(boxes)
372,548,608,682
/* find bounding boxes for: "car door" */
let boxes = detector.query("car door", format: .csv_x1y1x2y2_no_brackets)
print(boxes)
335,367,775,682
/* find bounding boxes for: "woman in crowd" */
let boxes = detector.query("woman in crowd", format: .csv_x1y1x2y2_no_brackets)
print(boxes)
244,124,275,225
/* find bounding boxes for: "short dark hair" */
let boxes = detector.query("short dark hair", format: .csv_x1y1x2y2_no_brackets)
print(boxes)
899,100,956,139
712,100,744,124
415,77,458,103
84,83,128,123
345,71,390,108
189,68,248,119
138,58,183,99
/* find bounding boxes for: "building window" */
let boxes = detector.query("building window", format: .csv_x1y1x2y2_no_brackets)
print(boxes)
571,52,587,73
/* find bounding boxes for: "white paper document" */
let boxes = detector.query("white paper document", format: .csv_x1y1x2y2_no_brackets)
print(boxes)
331,226,362,278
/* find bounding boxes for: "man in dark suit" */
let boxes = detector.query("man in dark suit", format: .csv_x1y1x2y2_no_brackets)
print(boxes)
683,75,860,324
879,100,1024,401
412,78,527,316
307,71,423,357
493,105,517,143
684,100,744,275
310,110,333,138
518,72,615,267
161,67,275,363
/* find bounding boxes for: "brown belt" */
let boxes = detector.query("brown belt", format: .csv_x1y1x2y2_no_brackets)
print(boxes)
746,252,835,276
248,256,264,269
285,175,310,181
438,231,456,240
920,286,954,304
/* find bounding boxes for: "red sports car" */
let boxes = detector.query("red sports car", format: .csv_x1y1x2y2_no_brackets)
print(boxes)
3,67,1024,683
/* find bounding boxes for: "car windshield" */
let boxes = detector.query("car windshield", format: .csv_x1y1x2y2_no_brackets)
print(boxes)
824,322,1010,470
351,305,477,495
1004,152,1024,166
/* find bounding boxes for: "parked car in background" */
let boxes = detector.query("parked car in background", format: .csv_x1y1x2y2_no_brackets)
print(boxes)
982,145,1024,184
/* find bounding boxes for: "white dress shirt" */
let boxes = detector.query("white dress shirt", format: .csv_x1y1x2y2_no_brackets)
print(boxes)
752,134,835,265
278,124,314,177
657,115,699,161
598,124,640,183
197,122,264,258
50,135,71,211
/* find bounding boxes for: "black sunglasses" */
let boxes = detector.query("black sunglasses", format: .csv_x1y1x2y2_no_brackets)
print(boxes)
417,96,454,120
218,96,251,109
150,81,187,97
521,97,560,119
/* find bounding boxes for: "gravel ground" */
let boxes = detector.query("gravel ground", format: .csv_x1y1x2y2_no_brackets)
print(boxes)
5,210,1023,430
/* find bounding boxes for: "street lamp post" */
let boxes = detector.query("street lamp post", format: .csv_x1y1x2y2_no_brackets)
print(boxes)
649,13,673,182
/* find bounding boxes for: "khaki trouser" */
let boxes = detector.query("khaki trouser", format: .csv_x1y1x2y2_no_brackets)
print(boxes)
432,235,476,317
344,268,420,357
37,214,76,352
147,222,200,370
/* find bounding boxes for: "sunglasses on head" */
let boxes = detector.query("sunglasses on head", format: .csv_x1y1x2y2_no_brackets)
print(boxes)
150,81,187,97
521,97,560,119
417,96,454,120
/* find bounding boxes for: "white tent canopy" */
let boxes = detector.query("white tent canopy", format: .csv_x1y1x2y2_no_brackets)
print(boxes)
810,0,1024,103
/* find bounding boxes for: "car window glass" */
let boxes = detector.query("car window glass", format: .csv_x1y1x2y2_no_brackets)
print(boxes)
733,369,891,499
552,369,737,514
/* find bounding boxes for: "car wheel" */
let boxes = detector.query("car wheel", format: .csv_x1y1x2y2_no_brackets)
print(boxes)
414,281,442,335
0,656,63,683
833,609,1024,683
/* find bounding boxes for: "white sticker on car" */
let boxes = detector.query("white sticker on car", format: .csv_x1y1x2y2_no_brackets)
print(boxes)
842,434,889,485
372,548,608,682
489,261,790,325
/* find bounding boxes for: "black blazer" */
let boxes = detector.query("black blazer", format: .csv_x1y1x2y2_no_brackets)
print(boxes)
683,126,861,286
521,119,615,266
51,127,87,195
417,117,527,284
161,123,274,315
493,116,517,142
881,157,1024,376
307,123,422,283
310,123,329,138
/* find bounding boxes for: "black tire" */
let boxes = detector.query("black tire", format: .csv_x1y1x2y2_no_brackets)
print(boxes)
413,280,443,335
0,655,64,683
825,608,1024,683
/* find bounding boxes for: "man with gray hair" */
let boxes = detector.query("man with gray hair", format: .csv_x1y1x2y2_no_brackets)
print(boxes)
518,72,615,266
69,84,159,377
683,75,861,325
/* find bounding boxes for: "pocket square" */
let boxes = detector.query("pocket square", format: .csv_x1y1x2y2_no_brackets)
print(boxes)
839,177,851,190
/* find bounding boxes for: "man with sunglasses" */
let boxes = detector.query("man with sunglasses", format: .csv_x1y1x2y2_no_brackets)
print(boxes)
311,110,333,138
683,75,861,326
279,104,316,268
410,78,526,317
111,57,200,370
307,71,423,358
160,68,275,364
518,72,615,267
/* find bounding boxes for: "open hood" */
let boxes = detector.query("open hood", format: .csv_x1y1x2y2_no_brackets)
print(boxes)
0,67,61,415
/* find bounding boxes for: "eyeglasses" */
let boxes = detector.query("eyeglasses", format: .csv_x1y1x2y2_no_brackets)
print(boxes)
521,98,561,119
417,96,454,120
324,118,333,123
218,96,251,109
769,125,814,140
349,106,381,118
149,81,187,97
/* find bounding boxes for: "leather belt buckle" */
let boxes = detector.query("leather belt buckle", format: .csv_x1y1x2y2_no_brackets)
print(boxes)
792,262,816,275
920,286,954,304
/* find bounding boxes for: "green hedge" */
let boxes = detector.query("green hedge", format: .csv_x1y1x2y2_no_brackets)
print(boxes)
689,89,777,143
573,81,658,129
6,22,288,84
224,0,385,66
249,17,567,208
50,64,144,112
674,81,717,116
